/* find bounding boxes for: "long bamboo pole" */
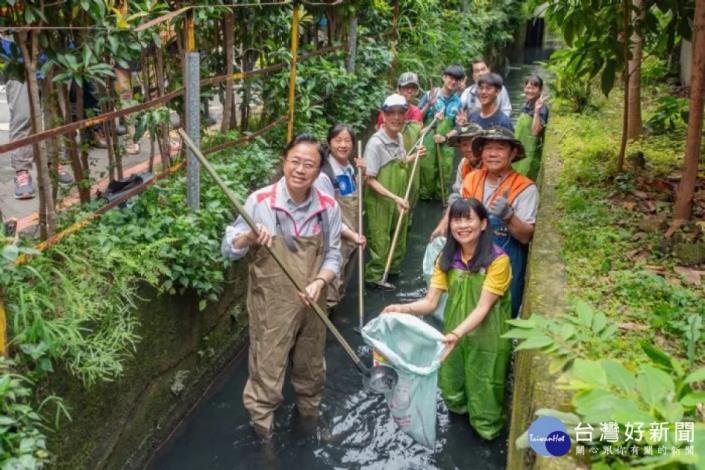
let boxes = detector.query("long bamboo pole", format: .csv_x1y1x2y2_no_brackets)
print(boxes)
357,140,364,331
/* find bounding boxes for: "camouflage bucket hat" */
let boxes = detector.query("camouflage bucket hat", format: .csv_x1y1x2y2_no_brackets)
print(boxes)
448,123,483,147
471,126,526,161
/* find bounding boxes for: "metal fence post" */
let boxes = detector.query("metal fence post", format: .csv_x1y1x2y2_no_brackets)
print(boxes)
346,11,358,73
185,10,200,212
287,3,301,142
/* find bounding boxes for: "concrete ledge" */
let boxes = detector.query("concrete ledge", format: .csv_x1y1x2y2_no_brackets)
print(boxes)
507,129,577,469
43,263,249,470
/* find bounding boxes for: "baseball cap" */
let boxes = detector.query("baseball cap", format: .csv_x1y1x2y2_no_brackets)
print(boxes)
398,72,420,88
382,93,409,111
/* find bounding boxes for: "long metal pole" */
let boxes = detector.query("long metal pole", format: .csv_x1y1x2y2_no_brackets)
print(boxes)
177,129,369,375
286,3,301,142
184,10,200,212
357,140,364,331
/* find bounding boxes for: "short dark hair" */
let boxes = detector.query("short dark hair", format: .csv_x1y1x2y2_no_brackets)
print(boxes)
283,133,325,167
438,198,495,273
471,57,487,67
327,123,356,149
324,124,356,162
525,74,544,91
477,72,503,90
443,64,466,80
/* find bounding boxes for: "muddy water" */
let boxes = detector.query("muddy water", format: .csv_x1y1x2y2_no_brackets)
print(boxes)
150,64,541,470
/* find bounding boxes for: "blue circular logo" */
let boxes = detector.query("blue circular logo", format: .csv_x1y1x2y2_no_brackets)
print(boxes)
528,416,572,457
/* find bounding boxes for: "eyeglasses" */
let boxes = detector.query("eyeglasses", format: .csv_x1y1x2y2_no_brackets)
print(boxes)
286,158,319,172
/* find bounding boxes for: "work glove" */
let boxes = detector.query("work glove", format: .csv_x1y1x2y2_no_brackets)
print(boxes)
489,190,514,222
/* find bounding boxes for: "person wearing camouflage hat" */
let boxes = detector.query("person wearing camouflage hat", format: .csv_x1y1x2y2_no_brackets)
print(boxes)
433,126,537,317
446,122,484,208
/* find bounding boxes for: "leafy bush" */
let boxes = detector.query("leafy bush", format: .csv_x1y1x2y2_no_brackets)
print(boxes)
645,96,689,135
544,48,594,112
507,306,705,468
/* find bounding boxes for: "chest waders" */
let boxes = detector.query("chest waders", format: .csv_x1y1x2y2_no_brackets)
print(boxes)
462,169,533,318
439,268,512,440
326,191,360,308
512,113,542,181
489,214,527,318
243,235,328,433
419,117,455,201
364,159,410,283
402,121,422,209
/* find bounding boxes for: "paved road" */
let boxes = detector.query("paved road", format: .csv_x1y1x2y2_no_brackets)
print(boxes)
0,86,224,228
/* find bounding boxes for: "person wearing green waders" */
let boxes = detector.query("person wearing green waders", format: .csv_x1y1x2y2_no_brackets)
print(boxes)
417,65,464,201
364,94,426,284
512,74,549,181
383,197,512,440
376,73,425,209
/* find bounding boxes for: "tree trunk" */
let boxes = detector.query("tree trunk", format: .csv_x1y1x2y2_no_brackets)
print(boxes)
221,13,235,133
58,84,89,203
41,71,60,204
18,31,56,238
673,0,705,221
616,0,630,173
627,0,643,140
155,45,171,170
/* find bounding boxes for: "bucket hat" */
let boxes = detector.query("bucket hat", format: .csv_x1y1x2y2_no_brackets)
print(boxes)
448,123,483,147
471,126,525,160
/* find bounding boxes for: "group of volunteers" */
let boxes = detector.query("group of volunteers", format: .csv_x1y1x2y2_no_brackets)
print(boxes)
220,57,549,442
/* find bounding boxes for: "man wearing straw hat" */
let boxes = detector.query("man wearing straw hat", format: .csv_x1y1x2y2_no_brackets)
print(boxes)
221,134,342,438
364,93,426,285
432,127,537,317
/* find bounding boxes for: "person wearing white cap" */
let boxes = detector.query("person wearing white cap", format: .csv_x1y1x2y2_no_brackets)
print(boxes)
364,94,426,284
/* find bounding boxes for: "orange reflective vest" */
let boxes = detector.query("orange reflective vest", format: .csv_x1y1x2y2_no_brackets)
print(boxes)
461,168,534,206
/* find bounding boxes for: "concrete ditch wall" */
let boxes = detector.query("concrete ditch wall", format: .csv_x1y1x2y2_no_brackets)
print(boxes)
43,264,249,470
506,130,578,470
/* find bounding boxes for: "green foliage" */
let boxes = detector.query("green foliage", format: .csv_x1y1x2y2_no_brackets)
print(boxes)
543,49,594,112
508,304,705,468
520,81,705,468
0,357,68,469
393,0,525,82
503,301,619,374
645,96,689,135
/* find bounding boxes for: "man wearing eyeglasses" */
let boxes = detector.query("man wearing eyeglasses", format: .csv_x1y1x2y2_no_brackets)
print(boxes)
221,134,342,439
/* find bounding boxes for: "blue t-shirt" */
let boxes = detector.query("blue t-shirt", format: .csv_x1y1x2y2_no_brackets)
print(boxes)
418,88,462,123
469,109,514,132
